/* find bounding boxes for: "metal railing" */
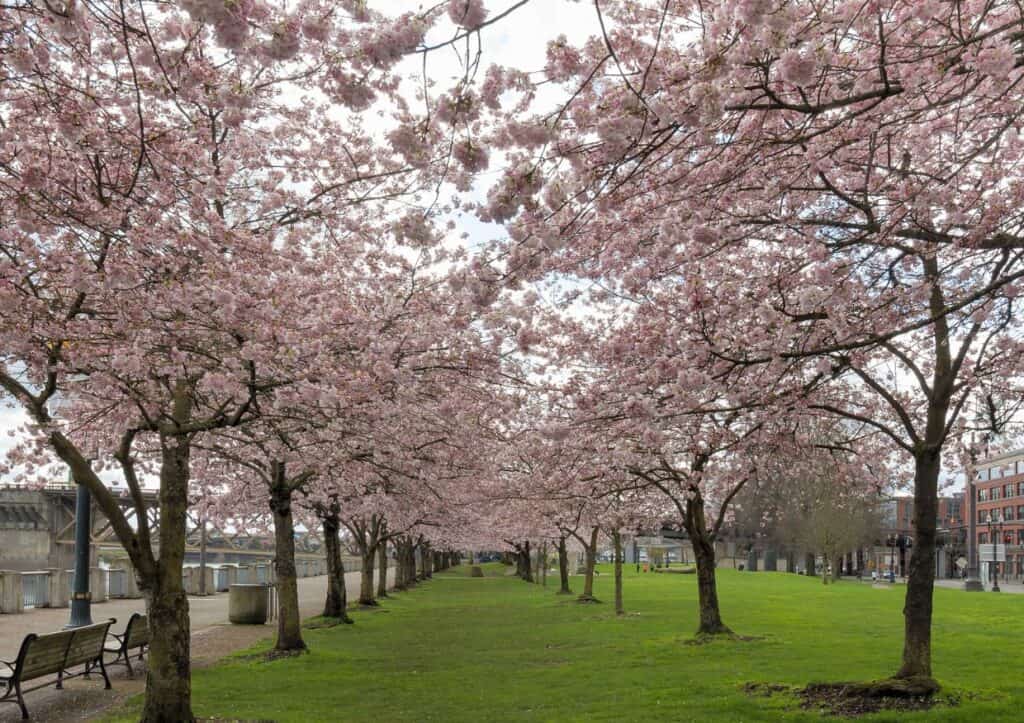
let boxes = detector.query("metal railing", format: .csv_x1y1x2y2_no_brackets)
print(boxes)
108,568,126,597
21,571,49,608
214,567,231,592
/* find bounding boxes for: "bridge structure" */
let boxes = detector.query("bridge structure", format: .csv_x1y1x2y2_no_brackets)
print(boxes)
0,484,324,573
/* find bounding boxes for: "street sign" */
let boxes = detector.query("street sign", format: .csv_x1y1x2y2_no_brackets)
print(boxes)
955,556,967,570
979,544,1007,562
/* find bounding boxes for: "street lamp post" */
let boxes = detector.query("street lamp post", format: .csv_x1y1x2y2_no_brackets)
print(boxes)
67,482,94,628
989,517,1003,593
49,376,94,628
964,479,984,590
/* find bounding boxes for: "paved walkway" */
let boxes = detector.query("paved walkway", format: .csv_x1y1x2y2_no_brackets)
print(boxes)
0,567,394,722
935,578,1024,594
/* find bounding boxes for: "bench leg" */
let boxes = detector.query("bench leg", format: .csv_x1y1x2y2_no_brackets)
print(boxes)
124,649,134,678
14,680,28,720
96,655,112,690
56,668,63,690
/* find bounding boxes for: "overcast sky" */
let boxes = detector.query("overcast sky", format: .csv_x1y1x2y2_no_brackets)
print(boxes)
0,2,990,493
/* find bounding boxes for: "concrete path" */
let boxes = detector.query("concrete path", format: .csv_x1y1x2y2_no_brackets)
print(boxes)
0,567,394,722
935,578,1024,594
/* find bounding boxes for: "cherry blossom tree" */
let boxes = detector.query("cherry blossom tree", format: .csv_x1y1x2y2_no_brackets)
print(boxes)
469,0,1024,690
0,0,485,717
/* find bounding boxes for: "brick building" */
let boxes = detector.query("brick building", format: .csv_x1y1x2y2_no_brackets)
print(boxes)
969,448,1024,581
869,494,964,578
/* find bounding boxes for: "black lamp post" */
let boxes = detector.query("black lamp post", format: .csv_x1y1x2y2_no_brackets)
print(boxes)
988,517,1003,593
66,482,94,628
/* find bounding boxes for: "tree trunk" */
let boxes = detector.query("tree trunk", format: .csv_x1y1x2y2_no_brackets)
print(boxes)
269,470,305,651
897,448,941,687
686,496,732,636
406,541,417,585
359,546,377,606
578,527,599,602
557,536,572,594
533,543,542,583
805,552,817,577
140,436,193,722
393,538,407,590
541,542,548,587
321,513,351,622
821,554,830,585
377,542,389,598
613,530,624,615
141,581,192,722
418,542,430,579
521,541,534,582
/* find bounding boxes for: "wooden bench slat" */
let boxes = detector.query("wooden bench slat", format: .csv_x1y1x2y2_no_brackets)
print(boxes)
2,621,114,720
125,615,150,648
64,627,107,668
19,631,74,678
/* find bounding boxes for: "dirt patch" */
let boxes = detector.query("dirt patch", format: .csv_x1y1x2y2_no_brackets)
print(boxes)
234,647,309,664
685,632,763,646
574,595,601,604
303,616,353,629
743,678,961,717
190,623,275,667
797,681,951,717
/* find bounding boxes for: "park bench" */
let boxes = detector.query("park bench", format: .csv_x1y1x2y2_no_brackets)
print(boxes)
0,619,114,720
101,612,150,677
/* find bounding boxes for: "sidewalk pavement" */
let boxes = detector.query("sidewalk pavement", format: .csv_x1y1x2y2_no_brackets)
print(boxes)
935,578,1024,594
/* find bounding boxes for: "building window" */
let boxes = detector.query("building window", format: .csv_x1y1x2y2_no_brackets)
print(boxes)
993,487,1002,501
980,468,990,481
1005,507,1014,521
979,488,989,502
993,466,1003,479
1018,482,1024,497
980,532,989,545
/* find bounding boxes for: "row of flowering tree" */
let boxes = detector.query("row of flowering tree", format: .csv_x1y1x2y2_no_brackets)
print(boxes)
451,0,1024,695
0,1,524,720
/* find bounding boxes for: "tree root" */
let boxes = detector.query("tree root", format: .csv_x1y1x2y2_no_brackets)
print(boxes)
795,678,944,716
744,677,951,717
575,594,601,604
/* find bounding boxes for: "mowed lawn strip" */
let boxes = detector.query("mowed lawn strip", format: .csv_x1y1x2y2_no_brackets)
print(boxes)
104,563,1023,722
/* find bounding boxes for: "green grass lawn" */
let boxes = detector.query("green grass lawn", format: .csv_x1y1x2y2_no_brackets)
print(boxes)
107,563,1023,721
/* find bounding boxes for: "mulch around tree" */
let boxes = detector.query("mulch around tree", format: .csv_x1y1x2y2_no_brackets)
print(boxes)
743,680,963,717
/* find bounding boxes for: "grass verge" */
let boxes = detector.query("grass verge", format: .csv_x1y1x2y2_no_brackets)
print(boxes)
102,563,1021,721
